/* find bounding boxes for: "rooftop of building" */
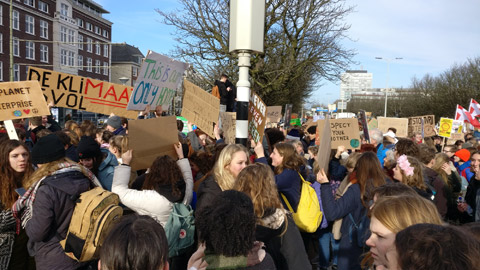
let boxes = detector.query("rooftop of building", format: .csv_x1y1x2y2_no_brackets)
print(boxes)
111,43,144,63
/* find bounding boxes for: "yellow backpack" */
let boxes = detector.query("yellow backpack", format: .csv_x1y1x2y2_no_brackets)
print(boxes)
281,173,322,233
60,187,123,262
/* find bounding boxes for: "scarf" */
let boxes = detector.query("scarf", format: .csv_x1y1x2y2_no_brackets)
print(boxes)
11,162,100,231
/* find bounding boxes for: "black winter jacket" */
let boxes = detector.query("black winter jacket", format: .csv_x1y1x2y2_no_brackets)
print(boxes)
25,170,90,270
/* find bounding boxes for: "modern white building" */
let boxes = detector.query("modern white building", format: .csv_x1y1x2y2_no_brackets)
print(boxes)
339,70,373,109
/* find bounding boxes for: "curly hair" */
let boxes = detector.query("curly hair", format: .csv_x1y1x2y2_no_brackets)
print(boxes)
195,190,256,256
100,214,169,270
395,138,419,157
273,142,305,175
233,163,284,221
189,151,214,175
0,140,33,208
396,224,480,270
213,144,249,191
397,156,427,191
143,155,182,198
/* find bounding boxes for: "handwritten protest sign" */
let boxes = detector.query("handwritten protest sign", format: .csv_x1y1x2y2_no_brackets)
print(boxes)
368,118,378,130
408,115,435,137
266,106,282,123
438,118,454,138
316,118,361,149
128,116,178,171
28,67,138,119
181,79,219,139
127,51,188,111
447,132,464,145
220,112,236,144
378,117,409,138
0,80,50,121
248,91,267,143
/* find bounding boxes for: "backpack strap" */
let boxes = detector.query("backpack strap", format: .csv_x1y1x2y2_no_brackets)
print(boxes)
280,172,305,214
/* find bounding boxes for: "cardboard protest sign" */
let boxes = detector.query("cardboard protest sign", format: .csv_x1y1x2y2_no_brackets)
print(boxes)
368,118,378,130
127,51,188,111
128,116,178,171
28,67,138,119
447,132,464,145
408,115,435,137
316,118,361,149
220,112,236,144
181,79,220,139
377,117,409,138
248,91,267,143
438,118,454,138
316,117,331,175
266,106,282,123
358,110,370,143
0,80,50,121
284,104,293,128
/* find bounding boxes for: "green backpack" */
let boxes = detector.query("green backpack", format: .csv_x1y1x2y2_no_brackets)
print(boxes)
164,203,195,258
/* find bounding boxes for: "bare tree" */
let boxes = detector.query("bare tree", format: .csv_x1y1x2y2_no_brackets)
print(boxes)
157,0,355,111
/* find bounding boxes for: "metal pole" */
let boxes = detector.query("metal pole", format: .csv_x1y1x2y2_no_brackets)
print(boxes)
235,51,251,146
9,0,13,81
384,59,390,117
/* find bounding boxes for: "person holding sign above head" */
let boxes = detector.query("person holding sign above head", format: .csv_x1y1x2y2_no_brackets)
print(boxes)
77,135,118,191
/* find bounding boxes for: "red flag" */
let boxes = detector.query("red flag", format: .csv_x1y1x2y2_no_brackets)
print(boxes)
455,104,480,128
469,98,480,118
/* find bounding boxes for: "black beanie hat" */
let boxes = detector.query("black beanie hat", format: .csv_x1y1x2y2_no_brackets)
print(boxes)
77,136,102,159
32,134,66,164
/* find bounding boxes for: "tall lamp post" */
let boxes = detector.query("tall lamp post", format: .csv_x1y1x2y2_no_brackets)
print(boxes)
375,57,402,117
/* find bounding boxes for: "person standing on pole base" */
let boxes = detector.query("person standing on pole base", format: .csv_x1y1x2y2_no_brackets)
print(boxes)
214,74,230,112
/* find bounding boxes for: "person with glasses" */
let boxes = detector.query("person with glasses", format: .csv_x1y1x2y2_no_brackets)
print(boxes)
443,145,458,161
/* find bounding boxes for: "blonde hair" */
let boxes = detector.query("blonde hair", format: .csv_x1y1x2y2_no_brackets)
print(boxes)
25,158,87,188
399,156,427,191
109,135,129,157
432,153,450,186
371,195,443,233
213,144,249,191
233,163,284,222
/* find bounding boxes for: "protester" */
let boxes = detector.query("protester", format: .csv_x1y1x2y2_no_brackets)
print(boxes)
108,135,129,164
317,151,386,270
432,153,462,222
394,138,419,158
395,224,480,270
77,135,118,191
99,215,169,270
364,195,443,270
0,140,34,269
196,144,248,211
55,130,79,162
369,129,389,167
459,151,480,222
392,155,433,199
105,115,126,135
194,190,276,269
13,134,99,269
233,163,310,270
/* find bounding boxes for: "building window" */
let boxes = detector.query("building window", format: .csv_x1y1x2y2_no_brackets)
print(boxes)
68,29,75,44
12,10,19,30
0,34,2,53
103,44,108,57
95,60,100,74
78,34,83,50
40,20,48,39
24,0,34,7
60,26,67,42
38,1,48,13
25,15,34,35
77,18,83,28
132,66,138,77
13,38,19,56
86,58,92,72
95,42,100,55
40,44,48,63
61,49,67,65
0,6,3,26
86,38,92,52
68,51,75,66
60,3,69,16
86,22,92,31
0,61,3,81
103,62,108,75
102,29,108,38
78,55,83,70
25,41,34,59
13,64,19,81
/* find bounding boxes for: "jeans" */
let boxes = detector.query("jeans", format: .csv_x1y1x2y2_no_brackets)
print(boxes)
318,229,331,267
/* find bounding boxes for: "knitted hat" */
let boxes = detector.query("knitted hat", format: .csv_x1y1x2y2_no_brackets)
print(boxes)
455,149,471,162
31,134,66,164
106,116,121,130
286,129,301,141
77,136,102,159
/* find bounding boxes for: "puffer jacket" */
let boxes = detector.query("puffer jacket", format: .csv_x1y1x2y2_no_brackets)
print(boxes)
25,170,90,270
97,148,118,191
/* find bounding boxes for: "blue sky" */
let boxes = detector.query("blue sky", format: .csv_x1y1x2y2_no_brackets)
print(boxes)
98,0,480,107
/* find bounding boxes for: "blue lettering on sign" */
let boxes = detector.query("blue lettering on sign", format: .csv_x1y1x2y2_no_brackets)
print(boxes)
133,81,145,104
142,82,151,104
161,67,170,82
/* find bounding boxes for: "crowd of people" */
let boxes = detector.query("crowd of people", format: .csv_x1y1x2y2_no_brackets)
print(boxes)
0,112,480,270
